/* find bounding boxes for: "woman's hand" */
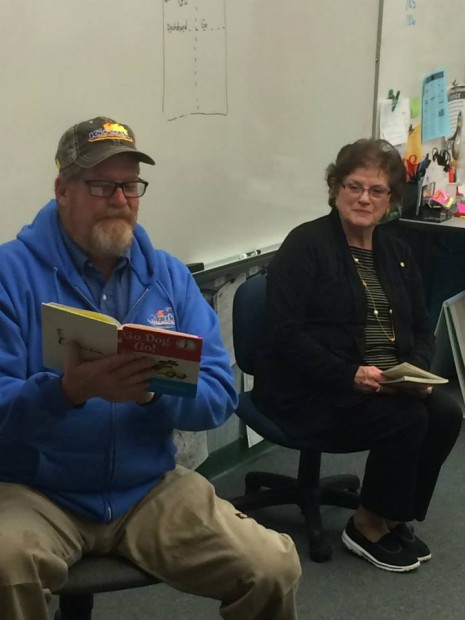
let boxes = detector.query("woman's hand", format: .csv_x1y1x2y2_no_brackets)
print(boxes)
354,365,384,393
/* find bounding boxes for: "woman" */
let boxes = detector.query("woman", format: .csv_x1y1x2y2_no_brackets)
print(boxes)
253,138,462,572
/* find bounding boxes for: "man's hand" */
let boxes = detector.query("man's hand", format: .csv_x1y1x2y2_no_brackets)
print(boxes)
62,341,157,405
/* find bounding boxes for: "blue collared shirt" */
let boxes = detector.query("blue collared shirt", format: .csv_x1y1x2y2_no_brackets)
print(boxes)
59,222,131,323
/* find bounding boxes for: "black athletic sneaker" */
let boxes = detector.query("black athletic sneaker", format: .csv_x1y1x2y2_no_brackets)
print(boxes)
342,517,420,572
391,522,432,562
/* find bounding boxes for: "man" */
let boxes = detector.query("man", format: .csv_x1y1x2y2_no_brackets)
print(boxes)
0,117,301,620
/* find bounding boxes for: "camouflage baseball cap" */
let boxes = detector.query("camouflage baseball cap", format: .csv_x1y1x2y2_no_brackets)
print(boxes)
55,116,155,171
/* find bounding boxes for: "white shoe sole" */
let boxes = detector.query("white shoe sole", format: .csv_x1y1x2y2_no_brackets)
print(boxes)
342,530,421,573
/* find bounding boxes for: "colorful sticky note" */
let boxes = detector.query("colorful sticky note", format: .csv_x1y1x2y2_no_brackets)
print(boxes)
411,97,421,119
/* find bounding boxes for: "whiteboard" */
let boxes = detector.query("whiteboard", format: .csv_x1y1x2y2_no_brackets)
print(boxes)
0,0,379,265
378,0,465,102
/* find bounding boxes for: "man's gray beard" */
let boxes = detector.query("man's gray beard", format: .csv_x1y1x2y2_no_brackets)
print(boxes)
88,218,134,258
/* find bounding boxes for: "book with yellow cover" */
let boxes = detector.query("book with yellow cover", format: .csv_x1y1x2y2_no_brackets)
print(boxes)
41,302,202,398
380,362,448,388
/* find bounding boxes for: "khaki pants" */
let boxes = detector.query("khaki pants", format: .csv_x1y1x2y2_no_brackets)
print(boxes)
0,467,301,620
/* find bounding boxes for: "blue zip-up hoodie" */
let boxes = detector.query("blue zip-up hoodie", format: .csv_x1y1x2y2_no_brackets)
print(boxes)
0,201,238,522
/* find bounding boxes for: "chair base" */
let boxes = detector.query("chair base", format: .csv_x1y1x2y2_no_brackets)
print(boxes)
232,471,360,562
55,593,93,620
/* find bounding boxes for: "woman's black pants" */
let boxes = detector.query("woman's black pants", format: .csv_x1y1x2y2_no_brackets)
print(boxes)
316,387,462,522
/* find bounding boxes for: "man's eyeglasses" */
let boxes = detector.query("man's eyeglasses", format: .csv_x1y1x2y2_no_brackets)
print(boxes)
341,182,391,201
83,179,149,198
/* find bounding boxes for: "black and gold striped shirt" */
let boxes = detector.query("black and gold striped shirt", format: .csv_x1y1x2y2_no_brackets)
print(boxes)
350,246,398,370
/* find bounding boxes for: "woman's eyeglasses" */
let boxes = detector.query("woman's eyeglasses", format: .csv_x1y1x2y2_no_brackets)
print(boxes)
341,182,391,201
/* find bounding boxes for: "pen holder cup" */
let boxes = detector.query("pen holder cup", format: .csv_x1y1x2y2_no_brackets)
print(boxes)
401,182,420,217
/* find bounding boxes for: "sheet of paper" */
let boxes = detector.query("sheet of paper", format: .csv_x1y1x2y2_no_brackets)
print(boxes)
243,372,254,392
174,430,208,469
422,159,449,190
379,98,410,145
213,274,246,366
405,123,423,160
447,83,465,165
421,68,452,143
242,372,264,447
246,426,264,448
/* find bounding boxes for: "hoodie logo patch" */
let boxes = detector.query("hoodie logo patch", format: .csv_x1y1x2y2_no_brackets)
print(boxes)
148,307,176,328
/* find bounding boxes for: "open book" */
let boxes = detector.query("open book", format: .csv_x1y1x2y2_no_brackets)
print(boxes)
380,362,448,388
41,302,202,398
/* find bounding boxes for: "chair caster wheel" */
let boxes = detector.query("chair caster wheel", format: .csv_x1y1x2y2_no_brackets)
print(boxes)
245,484,261,494
309,539,333,562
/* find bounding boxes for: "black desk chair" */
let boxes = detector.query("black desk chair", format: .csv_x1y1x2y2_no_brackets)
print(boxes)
54,556,160,620
231,273,360,562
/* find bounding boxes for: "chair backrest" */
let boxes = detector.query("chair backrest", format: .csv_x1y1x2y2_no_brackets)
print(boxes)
232,273,267,376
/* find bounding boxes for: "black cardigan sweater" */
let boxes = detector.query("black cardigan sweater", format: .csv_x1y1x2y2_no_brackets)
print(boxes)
252,210,434,437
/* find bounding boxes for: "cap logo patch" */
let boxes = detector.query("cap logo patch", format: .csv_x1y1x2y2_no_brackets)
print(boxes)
88,122,133,143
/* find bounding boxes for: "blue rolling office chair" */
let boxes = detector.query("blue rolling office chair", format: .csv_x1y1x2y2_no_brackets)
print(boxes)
54,556,160,620
231,273,360,562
